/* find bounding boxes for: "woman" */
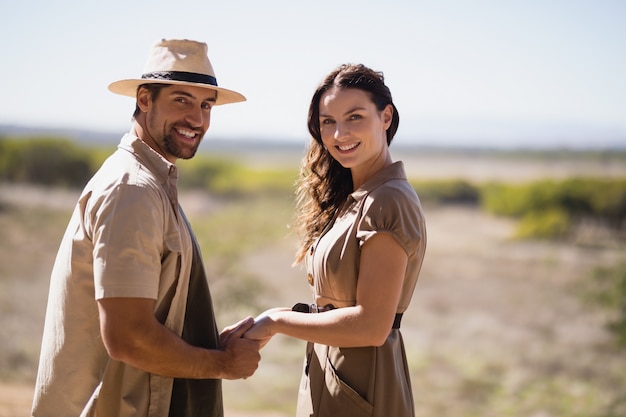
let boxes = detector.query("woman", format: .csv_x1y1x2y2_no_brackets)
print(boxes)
245,63,427,416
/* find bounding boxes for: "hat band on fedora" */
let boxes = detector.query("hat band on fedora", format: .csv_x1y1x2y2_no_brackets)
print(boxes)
141,71,218,86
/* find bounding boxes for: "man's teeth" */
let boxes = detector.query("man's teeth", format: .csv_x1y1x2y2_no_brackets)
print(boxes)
177,129,196,138
338,143,358,151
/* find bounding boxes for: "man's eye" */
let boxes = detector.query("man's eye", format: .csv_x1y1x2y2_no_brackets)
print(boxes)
201,103,212,110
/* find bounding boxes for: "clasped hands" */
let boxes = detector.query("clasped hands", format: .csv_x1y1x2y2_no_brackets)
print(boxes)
216,308,286,380
216,307,289,380
242,307,291,347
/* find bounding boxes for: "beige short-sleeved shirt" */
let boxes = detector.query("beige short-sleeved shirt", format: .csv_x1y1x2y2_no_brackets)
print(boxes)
32,134,194,417
298,161,427,417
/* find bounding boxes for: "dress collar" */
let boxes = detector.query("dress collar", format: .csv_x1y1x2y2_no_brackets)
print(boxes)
349,161,407,203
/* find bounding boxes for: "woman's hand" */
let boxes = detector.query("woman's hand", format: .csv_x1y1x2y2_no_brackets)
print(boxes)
243,307,291,346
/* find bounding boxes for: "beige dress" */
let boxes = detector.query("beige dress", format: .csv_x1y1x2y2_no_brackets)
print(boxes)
297,162,427,417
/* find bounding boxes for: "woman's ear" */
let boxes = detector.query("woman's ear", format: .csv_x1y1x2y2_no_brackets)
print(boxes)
382,104,393,130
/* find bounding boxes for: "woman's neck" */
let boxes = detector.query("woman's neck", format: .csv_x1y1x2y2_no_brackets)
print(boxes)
351,149,393,190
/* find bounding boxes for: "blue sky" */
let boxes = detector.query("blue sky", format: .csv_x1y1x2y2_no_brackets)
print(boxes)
1,0,624,148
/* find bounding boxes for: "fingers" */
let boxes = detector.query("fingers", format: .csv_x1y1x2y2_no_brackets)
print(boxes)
222,316,254,335
230,317,255,338
242,322,266,341
220,316,254,346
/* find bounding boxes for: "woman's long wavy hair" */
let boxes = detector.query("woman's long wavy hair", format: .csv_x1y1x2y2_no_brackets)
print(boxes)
293,63,400,264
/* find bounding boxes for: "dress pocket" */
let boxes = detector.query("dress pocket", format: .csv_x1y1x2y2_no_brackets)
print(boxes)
319,357,373,417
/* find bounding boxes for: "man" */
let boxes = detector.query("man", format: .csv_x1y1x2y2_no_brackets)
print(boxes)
32,39,263,417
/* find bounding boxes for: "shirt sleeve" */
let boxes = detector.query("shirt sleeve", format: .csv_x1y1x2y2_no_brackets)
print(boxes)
87,183,166,300
356,182,425,257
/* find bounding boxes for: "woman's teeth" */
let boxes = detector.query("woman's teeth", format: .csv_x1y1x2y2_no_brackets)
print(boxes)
338,143,359,151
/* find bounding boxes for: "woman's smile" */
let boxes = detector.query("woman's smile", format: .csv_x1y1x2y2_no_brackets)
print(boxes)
336,142,361,152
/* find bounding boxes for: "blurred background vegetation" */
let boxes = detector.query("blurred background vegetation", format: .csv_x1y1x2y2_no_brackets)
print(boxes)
1,135,626,416
3,136,624,243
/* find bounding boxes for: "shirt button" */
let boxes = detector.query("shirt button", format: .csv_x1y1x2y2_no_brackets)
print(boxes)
307,273,314,286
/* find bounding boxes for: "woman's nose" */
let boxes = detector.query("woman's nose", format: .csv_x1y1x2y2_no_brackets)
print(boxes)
334,123,349,140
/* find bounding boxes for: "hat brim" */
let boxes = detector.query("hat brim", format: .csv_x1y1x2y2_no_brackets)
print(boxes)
108,79,246,106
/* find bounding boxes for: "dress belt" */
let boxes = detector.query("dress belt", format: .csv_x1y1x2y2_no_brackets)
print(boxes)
292,302,402,329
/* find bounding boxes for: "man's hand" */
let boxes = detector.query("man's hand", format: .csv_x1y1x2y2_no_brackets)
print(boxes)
218,317,263,379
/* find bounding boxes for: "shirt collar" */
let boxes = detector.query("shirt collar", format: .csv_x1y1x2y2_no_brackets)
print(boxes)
118,133,178,185
349,161,407,203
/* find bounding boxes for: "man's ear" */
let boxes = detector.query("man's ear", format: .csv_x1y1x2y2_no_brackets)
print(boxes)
136,87,151,112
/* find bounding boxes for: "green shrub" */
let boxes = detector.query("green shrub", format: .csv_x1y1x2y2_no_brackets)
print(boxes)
584,178,626,227
0,137,298,195
411,179,480,205
481,183,530,216
179,155,297,196
0,137,93,187
481,178,626,239
515,208,570,239
481,180,566,217
178,155,237,190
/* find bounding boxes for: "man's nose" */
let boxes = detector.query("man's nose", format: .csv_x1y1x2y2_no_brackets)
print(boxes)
186,106,205,127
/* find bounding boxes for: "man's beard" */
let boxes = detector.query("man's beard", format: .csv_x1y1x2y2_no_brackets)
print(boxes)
163,132,201,160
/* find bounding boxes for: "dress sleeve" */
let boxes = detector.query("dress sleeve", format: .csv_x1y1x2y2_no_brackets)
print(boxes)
87,183,166,300
356,182,425,257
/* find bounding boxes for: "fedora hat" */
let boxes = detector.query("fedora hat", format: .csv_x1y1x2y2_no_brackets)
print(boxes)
108,39,245,105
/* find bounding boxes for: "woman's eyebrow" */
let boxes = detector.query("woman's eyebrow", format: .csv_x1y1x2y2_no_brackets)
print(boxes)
319,106,366,118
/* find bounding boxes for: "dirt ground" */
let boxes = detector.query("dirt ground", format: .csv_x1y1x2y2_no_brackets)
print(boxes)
0,381,285,417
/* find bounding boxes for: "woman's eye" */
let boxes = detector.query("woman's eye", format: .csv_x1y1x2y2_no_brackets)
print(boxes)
349,114,362,120
321,119,334,125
